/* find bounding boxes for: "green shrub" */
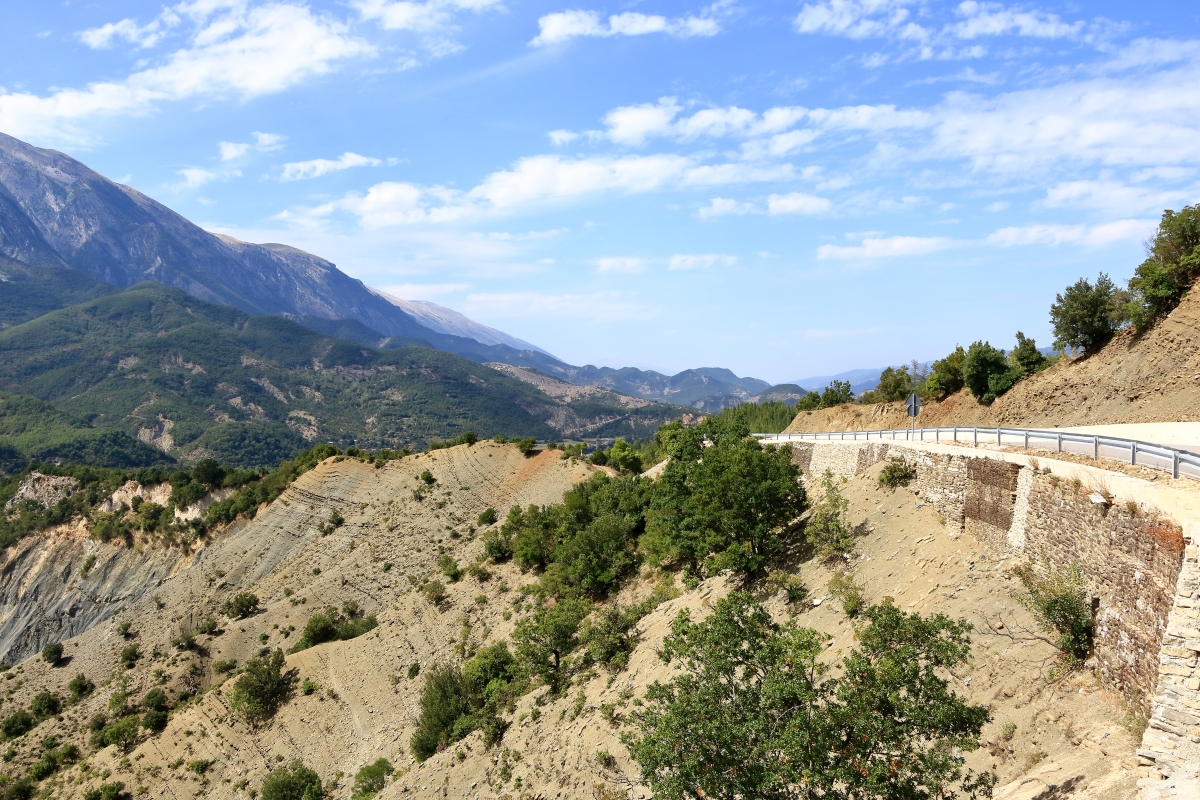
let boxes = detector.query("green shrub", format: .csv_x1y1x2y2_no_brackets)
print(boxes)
438,555,462,582
925,345,966,398
878,457,916,488
188,759,212,775
30,691,61,719
765,570,808,604
228,649,294,726
1050,273,1125,350
68,673,95,701
1,710,34,739
261,760,322,800
96,715,140,752
551,514,635,597
420,580,447,605
351,758,394,800
83,782,129,800
212,659,237,675
963,341,1008,400
221,592,260,619
420,470,436,485
805,471,854,559
828,571,866,618
1014,562,1094,665
1127,206,1200,330
41,642,63,665
141,710,168,732
288,603,377,652
119,644,139,669
477,507,497,526
410,664,474,762
141,688,168,711
512,437,537,456
513,597,592,691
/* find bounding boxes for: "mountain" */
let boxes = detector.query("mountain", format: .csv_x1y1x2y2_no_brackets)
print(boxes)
0,284,688,466
790,368,883,395
0,132,552,362
749,383,811,406
528,365,771,409
372,289,554,355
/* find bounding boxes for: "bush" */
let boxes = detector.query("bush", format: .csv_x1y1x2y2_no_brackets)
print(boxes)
213,659,237,675
222,592,260,619
41,642,63,665
261,760,323,800
141,710,168,732
765,570,808,604
1050,273,1126,350
288,603,377,652
551,514,636,597
83,783,129,800
351,758,394,800
605,440,643,474
873,366,913,403
512,437,538,456
926,345,966,398
410,664,474,762
30,691,61,719
1,710,34,739
878,457,915,488
513,597,592,690
1,780,36,800
477,507,497,526
68,673,94,701
438,555,462,582
228,649,294,726
421,580,447,605
827,571,865,618
97,715,140,752
119,644,139,669
141,688,168,711
805,471,854,559
1014,562,1094,665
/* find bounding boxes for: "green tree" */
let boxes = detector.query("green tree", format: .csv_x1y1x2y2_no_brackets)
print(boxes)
550,514,636,597
962,341,1009,400
805,470,854,559
873,366,912,403
41,642,63,665
512,597,592,690
228,649,293,726
261,760,322,800
926,345,966,398
643,432,806,577
605,439,643,473
1049,273,1125,351
1128,205,1200,330
1009,331,1046,373
221,592,260,619
623,593,994,800
410,664,473,761
819,380,854,408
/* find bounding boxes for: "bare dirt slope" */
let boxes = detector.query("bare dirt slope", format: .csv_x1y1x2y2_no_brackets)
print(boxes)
786,288,1200,435
0,447,1141,800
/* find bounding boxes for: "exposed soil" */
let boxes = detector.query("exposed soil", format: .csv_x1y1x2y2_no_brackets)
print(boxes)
0,447,1141,800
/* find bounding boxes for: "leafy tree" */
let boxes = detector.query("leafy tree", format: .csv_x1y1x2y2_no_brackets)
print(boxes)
1009,331,1047,374
99,716,140,753
41,642,63,665
624,593,993,800
1049,273,1125,350
351,758,394,800
873,366,913,403
477,507,497,526
82,782,129,800
228,649,293,726
289,603,377,653
819,380,854,407
512,597,592,690
261,760,323,800
221,592,260,619
141,709,168,733
1,710,34,739
68,673,94,702
926,345,967,398
191,458,226,487
605,439,643,473
30,691,61,719
550,514,636,597
1128,205,1200,330
141,688,168,711
119,644,139,670
643,431,806,577
962,341,1008,400
1014,562,1094,666
410,664,474,761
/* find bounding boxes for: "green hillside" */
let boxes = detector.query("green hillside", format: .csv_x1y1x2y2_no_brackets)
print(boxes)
0,284,681,467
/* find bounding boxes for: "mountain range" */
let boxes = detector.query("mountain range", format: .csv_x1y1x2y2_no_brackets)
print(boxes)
0,132,779,410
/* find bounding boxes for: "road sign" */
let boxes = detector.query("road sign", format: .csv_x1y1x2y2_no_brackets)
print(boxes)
906,392,921,418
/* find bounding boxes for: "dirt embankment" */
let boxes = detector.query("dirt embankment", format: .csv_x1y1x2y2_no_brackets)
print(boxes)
0,444,1147,800
786,287,1200,435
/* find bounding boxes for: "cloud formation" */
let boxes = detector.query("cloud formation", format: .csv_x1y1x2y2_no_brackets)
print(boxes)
531,2,729,46
281,152,385,180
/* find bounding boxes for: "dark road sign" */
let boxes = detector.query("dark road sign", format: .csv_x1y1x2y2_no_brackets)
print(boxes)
906,392,921,417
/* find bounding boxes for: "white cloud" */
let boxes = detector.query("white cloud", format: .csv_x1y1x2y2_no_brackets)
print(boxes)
668,253,737,270
356,0,503,32
595,257,645,273
602,98,683,146
985,219,1155,247
178,167,218,188
549,129,579,145
254,131,286,150
1042,180,1196,216
5,4,373,146
281,152,384,180
531,2,728,46
219,141,250,160
795,0,926,41
79,16,176,49
697,197,755,218
983,200,1009,212
950,1,1082,40
816,235,956,259
767,192,831,215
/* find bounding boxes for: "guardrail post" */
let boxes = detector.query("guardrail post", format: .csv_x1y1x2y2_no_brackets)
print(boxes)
1093,436,1098,461
1024,431,1028,449
1173,450,1180,479
1131,441,1137,466
973,428,977,445
953,427,957,442
1056,433,1062,452
997,429,1001,446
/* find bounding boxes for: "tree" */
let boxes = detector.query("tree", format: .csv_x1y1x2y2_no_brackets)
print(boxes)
624,593,994,800
1009,331,1047,374
512,597,592,690
805,471,854,559
31,691,61,719
926,345,966,398
962,341,1008,400
191,458,226,488
41,642,63,665
221,591,260,619
410,664,473,761
605,439,643,473
643,433,806,577
551,514,636,597
228,649,293,726
1128,205,1200,330
873,366,912,403
1049,273,1125,351
819,380,854,407
261,760,322,800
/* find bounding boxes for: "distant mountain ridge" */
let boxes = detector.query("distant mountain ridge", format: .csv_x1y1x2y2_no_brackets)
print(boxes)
372,289,554,356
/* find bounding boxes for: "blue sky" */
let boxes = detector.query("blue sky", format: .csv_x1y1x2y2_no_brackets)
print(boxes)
2,0,1198,384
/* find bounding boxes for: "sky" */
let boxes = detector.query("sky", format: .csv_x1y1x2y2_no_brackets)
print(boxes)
2,0,1199,385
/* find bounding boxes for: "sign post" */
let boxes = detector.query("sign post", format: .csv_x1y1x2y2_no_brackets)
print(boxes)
906,392,921,439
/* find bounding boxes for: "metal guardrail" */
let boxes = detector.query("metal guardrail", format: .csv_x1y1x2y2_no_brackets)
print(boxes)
752,427,1200,481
